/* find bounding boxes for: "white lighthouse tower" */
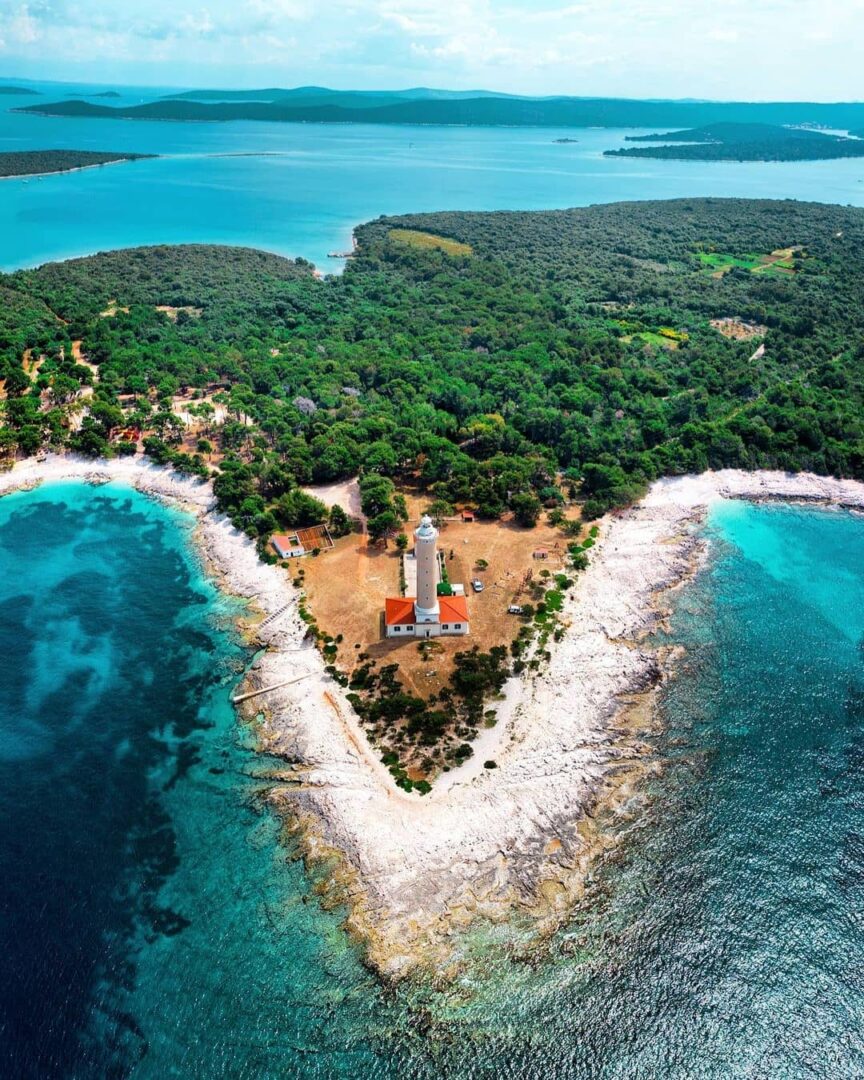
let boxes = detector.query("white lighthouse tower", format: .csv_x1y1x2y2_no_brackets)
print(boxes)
383,514,470,639
413,514,440,623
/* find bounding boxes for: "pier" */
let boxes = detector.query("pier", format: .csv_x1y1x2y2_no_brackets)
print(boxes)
231,671,314,704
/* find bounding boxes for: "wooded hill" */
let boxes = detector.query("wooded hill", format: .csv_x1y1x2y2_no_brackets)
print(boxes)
0,150,154,178
16,94,864,131
606,122,864,162
1,198,864,536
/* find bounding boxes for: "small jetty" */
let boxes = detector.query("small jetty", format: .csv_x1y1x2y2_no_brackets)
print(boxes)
327,250,354,259
232,671,314,704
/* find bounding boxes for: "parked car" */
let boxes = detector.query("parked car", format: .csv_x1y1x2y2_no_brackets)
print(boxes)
471,579,484,593
508,604,523,615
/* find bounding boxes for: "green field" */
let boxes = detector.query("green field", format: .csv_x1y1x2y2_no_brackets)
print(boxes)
616,322,689,349
388,228,473,257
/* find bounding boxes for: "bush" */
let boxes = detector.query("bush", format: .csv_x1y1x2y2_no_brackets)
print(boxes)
484,760,497,769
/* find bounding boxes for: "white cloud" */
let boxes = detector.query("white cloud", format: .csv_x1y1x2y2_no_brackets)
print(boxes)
0,0,862,99
7,5,42,45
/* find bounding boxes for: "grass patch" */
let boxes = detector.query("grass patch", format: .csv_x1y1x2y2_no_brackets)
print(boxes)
697,248,799,277
615,319,689,350
389,228,473,257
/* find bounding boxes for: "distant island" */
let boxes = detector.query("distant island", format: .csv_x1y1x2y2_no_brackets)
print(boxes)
554,137,579,144
605,122,864,162
0,150,155,179
0,86,39,96
67,90,123,99
14,90,864,130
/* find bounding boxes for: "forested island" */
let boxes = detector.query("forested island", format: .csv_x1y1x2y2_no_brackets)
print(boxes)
606,122,864,162
0,149,154,178
15,92,864,130
0,85,38,95
2,197,864,522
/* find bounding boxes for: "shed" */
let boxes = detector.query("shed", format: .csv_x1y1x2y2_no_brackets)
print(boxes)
272,534,306,559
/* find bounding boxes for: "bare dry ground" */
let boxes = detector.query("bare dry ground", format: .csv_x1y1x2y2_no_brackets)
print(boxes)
710,316,768,340
299,494,577,699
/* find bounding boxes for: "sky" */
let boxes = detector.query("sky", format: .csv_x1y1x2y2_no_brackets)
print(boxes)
1,0,863,100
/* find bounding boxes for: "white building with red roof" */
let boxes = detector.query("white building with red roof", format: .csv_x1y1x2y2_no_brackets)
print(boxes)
384,516,470,639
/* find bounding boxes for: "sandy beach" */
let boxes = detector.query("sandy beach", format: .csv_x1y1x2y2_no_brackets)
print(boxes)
4,455,864,979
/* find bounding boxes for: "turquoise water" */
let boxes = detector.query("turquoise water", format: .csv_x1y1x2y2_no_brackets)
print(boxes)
0,484,390,1078
2,80,864,270
4,485,864,1077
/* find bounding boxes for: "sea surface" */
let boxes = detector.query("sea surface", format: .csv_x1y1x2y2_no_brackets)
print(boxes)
1,79,864,271
2,485,864,1077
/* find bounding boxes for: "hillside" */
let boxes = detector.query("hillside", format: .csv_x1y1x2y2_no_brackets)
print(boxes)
16,95,864,130
606,122,864,161
161,86,521,106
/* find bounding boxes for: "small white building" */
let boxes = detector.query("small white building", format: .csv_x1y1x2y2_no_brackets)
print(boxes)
384,516,470,639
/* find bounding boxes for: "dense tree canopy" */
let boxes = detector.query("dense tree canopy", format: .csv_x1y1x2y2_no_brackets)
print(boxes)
606,123,864,162
2,198,864,528
0,150,153,178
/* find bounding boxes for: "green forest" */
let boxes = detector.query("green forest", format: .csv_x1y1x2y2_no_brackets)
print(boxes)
606,122,864,162
17,94,864,130
2,197,864,540
0,150,153,177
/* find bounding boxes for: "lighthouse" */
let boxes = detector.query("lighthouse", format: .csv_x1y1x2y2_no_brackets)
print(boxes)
413,515,441,623
383,514,470,640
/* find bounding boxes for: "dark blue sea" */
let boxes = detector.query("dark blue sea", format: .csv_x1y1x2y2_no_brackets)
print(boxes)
2,483,864,1077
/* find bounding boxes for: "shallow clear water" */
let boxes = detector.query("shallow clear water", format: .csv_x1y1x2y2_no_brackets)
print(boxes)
3,487,864,1077
0,484,389,1079
2,80,864,270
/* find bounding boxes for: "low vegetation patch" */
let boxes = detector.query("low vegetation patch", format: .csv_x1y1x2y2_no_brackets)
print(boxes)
697,247,800,277
388,228,473,257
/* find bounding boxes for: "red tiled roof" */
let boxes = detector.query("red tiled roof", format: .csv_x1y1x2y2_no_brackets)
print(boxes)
439,595,469,624
272,533,304,555
385,597,416,626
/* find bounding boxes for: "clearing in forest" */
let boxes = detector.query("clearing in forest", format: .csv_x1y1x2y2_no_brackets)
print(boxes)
298,496,576,701
710,317,768,340
156,305,203,321
697,247,800,277
388,228,473,257
617,323,689,349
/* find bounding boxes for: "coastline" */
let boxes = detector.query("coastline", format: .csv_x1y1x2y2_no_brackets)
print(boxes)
4,455,864,980
0,157,155,182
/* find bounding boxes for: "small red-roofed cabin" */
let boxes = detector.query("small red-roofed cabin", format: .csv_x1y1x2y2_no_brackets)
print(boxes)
272,533,306,559
461,510,475,522
271,524,333,560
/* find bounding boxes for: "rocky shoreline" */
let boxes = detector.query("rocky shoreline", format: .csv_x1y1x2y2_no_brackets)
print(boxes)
4,457,864,980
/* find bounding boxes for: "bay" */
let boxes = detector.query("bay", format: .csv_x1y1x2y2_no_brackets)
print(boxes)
2,80,864,271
